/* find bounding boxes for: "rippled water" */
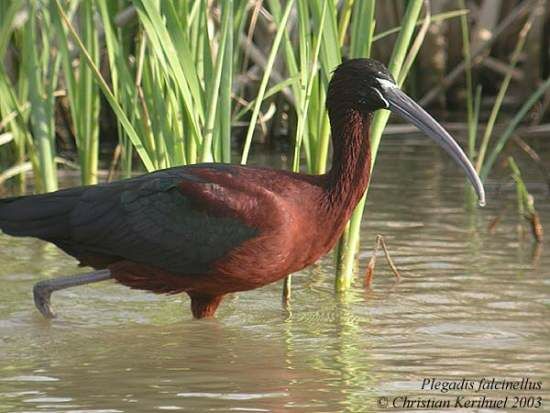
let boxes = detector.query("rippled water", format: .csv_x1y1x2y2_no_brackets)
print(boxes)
0,136,549,412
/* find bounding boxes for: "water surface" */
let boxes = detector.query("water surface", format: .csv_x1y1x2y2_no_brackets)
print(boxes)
1,136,549,412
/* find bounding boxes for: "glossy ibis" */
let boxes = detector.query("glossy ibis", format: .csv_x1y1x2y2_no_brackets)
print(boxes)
0,59,485,319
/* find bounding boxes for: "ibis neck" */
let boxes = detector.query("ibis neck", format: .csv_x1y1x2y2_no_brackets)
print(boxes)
325,108,372,216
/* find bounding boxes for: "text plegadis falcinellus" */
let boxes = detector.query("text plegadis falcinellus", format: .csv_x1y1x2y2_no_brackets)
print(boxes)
0,59,485,319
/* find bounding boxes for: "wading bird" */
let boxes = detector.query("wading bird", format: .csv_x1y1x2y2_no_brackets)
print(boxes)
0,59,485,319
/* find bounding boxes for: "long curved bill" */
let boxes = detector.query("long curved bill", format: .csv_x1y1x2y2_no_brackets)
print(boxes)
383,85,486,206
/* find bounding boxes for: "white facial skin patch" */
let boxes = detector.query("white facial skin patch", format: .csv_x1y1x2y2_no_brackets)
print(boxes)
376,77,397,91
371,87,390,108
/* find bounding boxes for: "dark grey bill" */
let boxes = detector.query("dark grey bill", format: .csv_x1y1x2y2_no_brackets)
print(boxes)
383,85,486,206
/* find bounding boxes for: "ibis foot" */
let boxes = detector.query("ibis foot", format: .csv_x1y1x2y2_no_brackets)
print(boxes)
33,281,56,318
31,269,112,319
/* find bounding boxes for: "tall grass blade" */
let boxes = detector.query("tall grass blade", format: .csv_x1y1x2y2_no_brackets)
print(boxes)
481,76,550,180
53,0,155,172
475,8,537,173
240,0,294,165
219,0,234,163
133,0,203,150
350,0,375,59
24,3,58,192
335,0,424,291
0,1,22,58
311,0,341,174
201,0,232,162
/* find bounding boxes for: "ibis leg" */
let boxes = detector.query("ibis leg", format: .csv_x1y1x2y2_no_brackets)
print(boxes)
33,269,112,319
188,293,224,319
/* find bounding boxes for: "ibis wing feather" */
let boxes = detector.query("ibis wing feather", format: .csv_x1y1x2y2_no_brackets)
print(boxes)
68,170,258,274
1,167,258,274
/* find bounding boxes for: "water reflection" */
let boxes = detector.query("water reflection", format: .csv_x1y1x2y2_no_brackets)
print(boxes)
0,137,548,412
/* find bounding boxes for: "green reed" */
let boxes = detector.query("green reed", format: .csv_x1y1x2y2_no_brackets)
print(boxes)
458,1,548,236
335,0,425,291
0,1,58,192
459,2,547,181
